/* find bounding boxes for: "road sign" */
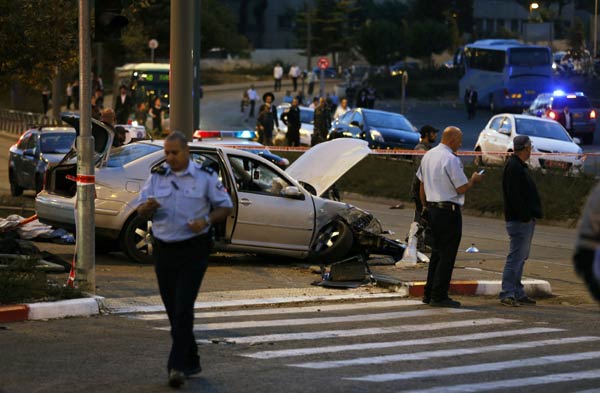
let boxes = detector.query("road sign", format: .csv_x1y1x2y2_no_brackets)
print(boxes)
317,57,330,70
148,39,159,49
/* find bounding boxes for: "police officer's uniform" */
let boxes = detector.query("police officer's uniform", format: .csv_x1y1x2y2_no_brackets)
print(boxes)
417,143,468,304
137,159,233,375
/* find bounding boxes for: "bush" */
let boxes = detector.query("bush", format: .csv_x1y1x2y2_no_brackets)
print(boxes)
369,68,459,100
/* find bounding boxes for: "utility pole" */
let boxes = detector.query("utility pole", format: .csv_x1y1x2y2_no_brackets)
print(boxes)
170,0,194,139
77,0,96,293
192,0,202,131
306,11,312,73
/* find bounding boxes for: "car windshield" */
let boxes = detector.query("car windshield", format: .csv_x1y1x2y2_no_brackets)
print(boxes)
515,118,572,142
300,108,314,124
364,112,414,131
552,96,591,110
40,133,76,154
106,143,163,167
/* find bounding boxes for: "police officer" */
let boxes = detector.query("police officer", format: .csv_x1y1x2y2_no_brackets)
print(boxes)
417,126,483,308
136,131,233,388
280,97,301,146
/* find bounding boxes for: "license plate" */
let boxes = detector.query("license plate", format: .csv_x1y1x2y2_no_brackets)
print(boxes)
545,160,568,169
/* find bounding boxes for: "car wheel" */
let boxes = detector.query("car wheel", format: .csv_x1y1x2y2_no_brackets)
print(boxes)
310,220,354,263
473,147,483,166
9,170,23,197
120,215,154,264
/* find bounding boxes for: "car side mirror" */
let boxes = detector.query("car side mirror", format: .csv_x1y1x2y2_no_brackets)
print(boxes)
573,137,582,145
23,148,36,157
498,128,510,135
281,186,305,200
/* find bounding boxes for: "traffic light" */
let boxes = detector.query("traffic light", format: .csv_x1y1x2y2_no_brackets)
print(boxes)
94,0,129,42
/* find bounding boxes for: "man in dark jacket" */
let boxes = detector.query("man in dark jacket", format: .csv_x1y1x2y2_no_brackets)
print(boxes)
312,97,331,146
114,85,134,124
500,135,542,307
556,106,573,135
280,97,301,146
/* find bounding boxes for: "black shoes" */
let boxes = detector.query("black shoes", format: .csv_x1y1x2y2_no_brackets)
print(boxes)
500,297,520,307
422,296,430,304
429,298,461,308
517,296,537,305
168,370,186,388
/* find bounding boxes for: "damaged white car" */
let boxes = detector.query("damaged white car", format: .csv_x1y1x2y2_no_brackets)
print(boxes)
36,114,413,264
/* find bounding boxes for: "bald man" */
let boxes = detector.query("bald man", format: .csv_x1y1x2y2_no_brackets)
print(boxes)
416,126,483,308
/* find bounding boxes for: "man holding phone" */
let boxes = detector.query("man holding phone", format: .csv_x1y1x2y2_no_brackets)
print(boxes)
136,131,233,387
500,135,542,306
417,126,483,308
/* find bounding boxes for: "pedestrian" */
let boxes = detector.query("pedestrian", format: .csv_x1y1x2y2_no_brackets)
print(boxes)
66,82,73,110
136,131,233,388
72,79,79,110
312,97,331,146
417,126,483,308
464,86,478,120
94,88,104,111
499,135,542,307
113,126,128,147
557,106,573,135
366,83,377,109
261,91,279,131
574,182,600,303
100,107,116,130
333,98,350,120
150,97,163,136
307,69,317,96
240,89,249,116
135,102,148,129
280,97,301,146
256,103,275,146
41,86,50,115
273,63,283,92
282,90,293,104
309,96,319,109
288,64,301,92
247,85,258,118
114,84,134,124
356,87,368,108
410,125,439,250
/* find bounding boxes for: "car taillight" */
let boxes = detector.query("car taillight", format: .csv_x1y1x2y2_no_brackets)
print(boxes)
548,111,557,120
591,110,596,119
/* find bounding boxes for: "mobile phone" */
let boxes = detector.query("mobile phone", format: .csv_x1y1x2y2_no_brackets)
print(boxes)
477,169,485,175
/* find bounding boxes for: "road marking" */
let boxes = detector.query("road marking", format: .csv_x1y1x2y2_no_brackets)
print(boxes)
290,336,600,369
243,327,563,359
397,369,600,393
177,308,471,332
196,318,517,345
131,300,423,320
348,350,600,382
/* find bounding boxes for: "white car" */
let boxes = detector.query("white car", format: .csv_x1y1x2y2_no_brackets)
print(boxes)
274,104,314,146
36,114,412,264
474,114,583,173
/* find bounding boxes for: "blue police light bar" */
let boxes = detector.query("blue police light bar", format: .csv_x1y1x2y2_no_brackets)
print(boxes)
553,90,565,96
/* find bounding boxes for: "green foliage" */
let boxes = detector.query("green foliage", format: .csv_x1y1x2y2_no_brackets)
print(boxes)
409,19,452,61
356,20,408,66
567,18,586,50
370,68,459,99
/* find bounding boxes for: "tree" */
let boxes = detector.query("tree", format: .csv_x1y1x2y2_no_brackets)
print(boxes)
567,17,586,50
409,19,452,66
355,20,408,65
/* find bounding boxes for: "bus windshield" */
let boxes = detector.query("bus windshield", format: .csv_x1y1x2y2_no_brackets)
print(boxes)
509,48,550,67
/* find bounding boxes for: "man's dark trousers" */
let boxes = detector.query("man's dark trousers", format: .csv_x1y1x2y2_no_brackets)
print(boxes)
424,207,462,301
154,235,209,373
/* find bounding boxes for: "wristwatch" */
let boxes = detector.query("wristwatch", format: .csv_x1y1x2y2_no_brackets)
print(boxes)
203,215,211,226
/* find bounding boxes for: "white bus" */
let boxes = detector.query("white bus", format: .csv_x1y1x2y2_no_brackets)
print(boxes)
458,39,554,112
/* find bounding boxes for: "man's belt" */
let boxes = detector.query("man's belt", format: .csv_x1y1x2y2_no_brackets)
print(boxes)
427,201,461,212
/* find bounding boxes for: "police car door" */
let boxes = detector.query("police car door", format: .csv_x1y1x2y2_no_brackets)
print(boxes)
226,154,314,253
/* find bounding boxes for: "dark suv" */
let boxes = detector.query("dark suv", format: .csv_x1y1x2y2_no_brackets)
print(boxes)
8,126,76,195
527,91,596,144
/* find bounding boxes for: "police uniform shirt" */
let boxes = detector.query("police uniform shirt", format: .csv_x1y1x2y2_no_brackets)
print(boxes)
416,143,468,206
137,160,233,242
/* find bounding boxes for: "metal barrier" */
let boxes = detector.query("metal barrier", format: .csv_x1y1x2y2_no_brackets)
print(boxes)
0,108,60,135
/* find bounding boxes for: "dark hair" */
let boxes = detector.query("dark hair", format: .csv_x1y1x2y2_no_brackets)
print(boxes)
419,125,438,138
165,131,188,149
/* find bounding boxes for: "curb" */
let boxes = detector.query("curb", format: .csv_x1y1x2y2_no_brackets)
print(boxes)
0,296,105,323
374,276,553,298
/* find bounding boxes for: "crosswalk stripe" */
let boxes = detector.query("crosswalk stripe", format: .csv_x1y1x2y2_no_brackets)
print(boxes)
173,308,471,332
243,327,563,360
196,318,517,345
130,300,423,321
348,350,600,382
290,336,600,369
397,369,600,393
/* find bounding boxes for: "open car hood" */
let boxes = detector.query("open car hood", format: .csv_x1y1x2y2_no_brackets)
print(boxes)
60,113,114,166
285,138,370,197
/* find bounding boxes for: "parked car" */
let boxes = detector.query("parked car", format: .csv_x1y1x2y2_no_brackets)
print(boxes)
526,91,596,144
274,104,314,146
328,108,419,150
9,126,76,196
474,113,583,174
36,114,415,265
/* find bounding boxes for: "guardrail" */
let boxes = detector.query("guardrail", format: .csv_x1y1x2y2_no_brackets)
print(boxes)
0,108,60,135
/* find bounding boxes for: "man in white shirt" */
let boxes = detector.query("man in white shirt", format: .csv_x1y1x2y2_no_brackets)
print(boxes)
417,126,483,308
288,64,301,92
247,85,258,118
273,63,283,92
333,98,350,119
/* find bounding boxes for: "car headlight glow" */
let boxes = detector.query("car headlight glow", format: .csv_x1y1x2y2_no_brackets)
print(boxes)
370,129,385,142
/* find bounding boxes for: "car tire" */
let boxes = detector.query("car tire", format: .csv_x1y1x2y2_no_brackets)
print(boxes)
473,147,483,166
9,170,23,197
310,220,354,263
120,214,154,264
